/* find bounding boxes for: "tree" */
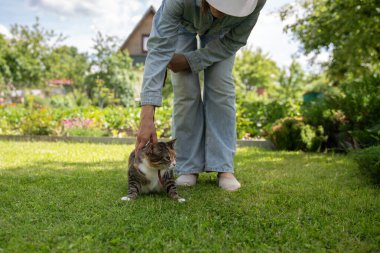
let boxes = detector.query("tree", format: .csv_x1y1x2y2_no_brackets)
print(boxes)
0,34,10,88
233,48,280,94
277,59,307,101
43,45,89,89
91,79,119,108
88,32,137,106
5,18,65,88
280,0,380,81
0,18,91,94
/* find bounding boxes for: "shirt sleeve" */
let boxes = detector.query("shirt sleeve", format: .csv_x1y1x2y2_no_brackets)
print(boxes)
183,1,266,73
140,0,183,107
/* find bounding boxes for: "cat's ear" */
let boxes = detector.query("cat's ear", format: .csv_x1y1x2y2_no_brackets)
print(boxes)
167,139,176,149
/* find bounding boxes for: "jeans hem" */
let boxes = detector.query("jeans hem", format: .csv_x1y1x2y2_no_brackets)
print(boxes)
175,169,203,175
205,167,234,173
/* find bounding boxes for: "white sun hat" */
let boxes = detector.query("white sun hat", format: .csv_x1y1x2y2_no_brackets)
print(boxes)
206,0,259,17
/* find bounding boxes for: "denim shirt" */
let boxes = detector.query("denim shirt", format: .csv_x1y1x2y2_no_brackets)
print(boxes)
141,0,267,106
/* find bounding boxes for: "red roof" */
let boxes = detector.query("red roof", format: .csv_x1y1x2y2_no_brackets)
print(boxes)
48,79,73,86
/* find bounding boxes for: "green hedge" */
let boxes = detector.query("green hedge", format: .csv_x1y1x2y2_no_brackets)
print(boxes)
269,117,327,151
0,105,171,138
302,76,380,150
351,145,380,184
236,97,302,139
1,96,293,139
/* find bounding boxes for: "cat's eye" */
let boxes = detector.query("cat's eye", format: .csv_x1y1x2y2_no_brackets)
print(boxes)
164,156,170,161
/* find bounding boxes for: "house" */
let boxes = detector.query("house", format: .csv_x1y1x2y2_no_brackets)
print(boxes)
120,6,156,65
47,79,73,95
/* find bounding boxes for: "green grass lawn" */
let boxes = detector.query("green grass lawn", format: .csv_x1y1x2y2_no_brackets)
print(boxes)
0,141,379,252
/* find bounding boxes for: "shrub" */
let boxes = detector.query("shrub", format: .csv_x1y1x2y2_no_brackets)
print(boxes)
49,90,92,108
103,106,140,136
0,105,25,135
236,95,302,139
154,98,173,138
65,128,110,137
24,95,49,108
0,104,175,138
62,116,111,137
103,108,126,130
20,108,60,136
270,117,327,151
351,145,380,184
302,76,380,150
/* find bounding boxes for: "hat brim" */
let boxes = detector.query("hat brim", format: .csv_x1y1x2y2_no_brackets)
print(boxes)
206,0,258,17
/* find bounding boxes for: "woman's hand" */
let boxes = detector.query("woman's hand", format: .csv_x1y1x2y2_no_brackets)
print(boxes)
135,105,158,154
168,53,190,72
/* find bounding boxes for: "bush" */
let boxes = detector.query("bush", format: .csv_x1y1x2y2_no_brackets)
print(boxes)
302,76,380,150
103,106,140,136
236,94,302,139
65,128,110,137
21,108,60,136
155,98,173,138
49,92,91,108
351,145,380,184
269,117,327,151
0,105,25,135
0,103,174,138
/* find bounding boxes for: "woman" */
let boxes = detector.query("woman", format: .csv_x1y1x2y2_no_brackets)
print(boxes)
135,0,266,191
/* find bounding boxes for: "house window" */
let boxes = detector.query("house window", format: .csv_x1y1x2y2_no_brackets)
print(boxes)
142,34,149,53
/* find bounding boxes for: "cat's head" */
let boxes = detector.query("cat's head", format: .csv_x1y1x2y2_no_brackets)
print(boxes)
142,139,176,170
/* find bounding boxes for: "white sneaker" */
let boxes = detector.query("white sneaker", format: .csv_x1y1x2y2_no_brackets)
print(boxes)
175,174,198,186
217,174,241,191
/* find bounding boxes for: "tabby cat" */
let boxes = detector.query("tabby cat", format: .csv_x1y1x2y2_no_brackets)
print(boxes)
121,139,185,202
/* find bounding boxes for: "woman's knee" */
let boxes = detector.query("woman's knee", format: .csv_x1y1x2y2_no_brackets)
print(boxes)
172,72,201,100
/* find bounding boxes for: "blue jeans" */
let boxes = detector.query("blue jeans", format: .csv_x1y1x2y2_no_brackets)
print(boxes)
172,28,236,175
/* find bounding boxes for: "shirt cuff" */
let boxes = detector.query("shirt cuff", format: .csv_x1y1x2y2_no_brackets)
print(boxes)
140,92,162,107
183,51,203,73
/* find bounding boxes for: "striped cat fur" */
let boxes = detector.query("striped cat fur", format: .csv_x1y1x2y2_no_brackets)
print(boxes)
121,139,185,202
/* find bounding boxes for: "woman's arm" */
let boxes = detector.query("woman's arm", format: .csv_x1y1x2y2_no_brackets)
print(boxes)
140,0,184,107
136,0,183,151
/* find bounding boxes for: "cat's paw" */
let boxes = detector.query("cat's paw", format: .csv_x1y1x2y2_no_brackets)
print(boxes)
177,198,186,203
121,196,132,201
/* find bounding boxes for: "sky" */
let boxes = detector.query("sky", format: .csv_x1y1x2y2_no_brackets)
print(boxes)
0,0,319,70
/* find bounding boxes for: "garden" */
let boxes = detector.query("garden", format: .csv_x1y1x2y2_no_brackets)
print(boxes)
0,0,380,252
